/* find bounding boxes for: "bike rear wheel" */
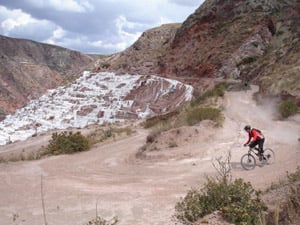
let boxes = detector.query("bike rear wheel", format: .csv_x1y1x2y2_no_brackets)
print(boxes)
262,148,275,164
241,153,256,170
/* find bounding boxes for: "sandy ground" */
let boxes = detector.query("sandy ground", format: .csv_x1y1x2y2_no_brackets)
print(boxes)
0,86,299,225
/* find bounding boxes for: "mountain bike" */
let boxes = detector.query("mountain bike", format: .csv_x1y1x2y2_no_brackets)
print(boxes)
240,147,275,170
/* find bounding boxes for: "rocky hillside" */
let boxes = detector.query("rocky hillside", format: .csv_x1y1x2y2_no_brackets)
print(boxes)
98,0,299,102
95,23,180,75
0,35,95,119
1,0,299,121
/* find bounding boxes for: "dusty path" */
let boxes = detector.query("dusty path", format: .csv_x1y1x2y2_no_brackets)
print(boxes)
0,86,299,225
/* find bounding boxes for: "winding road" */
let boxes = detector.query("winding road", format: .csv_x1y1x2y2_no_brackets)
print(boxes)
0,86,299,225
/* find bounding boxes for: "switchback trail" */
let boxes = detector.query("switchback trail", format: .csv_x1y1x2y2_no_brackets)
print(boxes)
0,85,299,225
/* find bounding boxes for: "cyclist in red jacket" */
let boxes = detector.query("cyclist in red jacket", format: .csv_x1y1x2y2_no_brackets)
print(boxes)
243,125,265,156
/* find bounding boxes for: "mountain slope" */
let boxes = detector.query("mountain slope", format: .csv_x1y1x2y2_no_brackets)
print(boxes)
95,23,180,75
0,35,94,119
100,0,299,101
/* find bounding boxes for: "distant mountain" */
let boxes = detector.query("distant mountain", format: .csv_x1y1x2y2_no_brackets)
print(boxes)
0,35,95,120
97,0,299,103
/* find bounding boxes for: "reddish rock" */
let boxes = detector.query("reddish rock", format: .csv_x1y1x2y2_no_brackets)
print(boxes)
97,111,105,118
77,105,97,116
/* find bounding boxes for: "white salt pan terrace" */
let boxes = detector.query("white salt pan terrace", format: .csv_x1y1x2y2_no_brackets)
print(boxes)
0,72,193,146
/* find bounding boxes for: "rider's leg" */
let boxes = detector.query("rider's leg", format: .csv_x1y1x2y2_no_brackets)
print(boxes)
249,141,258,150
249,140,263,160
258,138,265,154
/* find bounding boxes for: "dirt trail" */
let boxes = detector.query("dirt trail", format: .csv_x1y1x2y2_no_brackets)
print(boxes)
0,86,299,225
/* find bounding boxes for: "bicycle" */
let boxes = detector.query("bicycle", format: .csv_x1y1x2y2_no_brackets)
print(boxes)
240,147,275,170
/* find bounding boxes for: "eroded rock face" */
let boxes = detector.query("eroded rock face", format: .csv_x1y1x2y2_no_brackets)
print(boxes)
168,0,299,100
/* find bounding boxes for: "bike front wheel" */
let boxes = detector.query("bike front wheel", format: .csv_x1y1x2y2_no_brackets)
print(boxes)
262,148,275,164
241,153,256,170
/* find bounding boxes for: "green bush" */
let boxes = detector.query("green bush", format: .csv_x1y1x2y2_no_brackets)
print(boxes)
278,100,298,118
86,216,118,225
277,167,300,224
237,56,258,66
191,82,228,106
287,166,300,183
143,118,163,128
175,178,267,225
45,131,90,155
186,107,222,126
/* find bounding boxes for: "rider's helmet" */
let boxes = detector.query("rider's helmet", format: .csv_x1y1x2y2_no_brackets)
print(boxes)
244,125,251,131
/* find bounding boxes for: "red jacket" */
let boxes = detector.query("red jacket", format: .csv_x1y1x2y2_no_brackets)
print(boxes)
245,129,264,144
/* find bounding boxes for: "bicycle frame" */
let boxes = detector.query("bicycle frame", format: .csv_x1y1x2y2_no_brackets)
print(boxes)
247,147,261,157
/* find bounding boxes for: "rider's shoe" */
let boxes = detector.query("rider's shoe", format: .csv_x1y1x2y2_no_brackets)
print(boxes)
258,153,266,161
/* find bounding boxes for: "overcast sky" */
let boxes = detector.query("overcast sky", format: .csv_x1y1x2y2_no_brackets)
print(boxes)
0,0,204,54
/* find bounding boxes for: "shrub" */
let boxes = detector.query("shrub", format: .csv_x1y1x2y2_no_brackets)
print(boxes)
285,182,300,222
146,134,156,143
274,167,300,225
86,216,118,225
288,166,300,182
278,100,298,118
237,56,258,66
143,118,162,128
191,82,228,106
168,141,178,148
186,107,222,126
175,178,267,225
45,131,90,155
175,152,267,225
86,126,134,145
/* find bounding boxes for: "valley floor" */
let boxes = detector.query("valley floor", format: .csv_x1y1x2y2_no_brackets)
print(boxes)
0,86,299,225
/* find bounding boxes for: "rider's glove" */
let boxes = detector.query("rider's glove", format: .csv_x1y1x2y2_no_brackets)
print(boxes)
243,143,248,147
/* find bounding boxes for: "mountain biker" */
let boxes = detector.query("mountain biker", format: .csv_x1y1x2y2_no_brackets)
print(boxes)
243,125,265,158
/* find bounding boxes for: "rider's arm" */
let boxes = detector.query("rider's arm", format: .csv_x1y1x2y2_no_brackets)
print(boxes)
245,133,251,145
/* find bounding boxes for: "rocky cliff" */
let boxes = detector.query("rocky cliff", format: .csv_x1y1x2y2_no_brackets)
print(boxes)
0,35,94,119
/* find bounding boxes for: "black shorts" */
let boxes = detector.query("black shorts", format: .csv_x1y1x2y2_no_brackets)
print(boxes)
249,138,265,152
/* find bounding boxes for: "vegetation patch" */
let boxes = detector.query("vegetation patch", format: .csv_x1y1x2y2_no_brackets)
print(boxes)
278,100,298,118
87,126,135,145
85,216,118,225
142,111,179,129
264,167,300,225
191,82,228,106
174,152,267,225
140,83,227,152
186,107,223,126
44,131,90,155
237,56,258,66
